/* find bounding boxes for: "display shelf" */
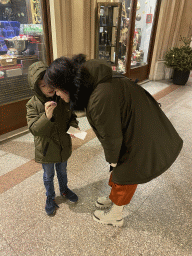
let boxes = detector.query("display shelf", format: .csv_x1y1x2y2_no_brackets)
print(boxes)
99,45,116,47
95,2,122,66
99,26,117,28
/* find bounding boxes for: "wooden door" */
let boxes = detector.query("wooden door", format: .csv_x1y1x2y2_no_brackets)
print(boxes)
118,0,162,82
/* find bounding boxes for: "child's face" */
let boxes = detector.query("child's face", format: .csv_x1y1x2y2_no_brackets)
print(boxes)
55,88,70,103
38,80,55,97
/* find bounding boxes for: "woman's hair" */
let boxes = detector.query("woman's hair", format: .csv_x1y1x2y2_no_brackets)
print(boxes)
44,54,86,102
44,54,93,109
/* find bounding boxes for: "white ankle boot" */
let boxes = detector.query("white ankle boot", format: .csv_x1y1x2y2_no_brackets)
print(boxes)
95,196,113,209
93,204,124,227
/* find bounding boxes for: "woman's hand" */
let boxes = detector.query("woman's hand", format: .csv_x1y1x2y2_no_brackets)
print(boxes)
109,163,117,172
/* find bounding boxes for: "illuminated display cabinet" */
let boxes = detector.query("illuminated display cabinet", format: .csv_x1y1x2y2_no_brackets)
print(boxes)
95,2,122,68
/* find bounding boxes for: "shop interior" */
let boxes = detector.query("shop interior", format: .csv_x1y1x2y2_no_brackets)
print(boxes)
0,0,45,80
96,0,157,74
1,0,157,79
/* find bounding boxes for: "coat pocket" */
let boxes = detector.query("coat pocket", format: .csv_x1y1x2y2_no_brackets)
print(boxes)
43,142,50,156
60,134,72,149
34,136,50,156
34,136,41,150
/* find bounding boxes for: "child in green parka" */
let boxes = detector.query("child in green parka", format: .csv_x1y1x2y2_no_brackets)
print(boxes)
26,61,79,216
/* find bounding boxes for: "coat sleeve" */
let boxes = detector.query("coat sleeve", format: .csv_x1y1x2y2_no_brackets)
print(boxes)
26,101,54,137
88,84,123,164
69,111,79,128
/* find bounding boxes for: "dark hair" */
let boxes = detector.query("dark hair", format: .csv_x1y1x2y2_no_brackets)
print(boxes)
44,54,86,103
44,54,93,109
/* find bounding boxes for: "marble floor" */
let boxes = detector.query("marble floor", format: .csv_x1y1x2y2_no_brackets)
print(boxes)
0,76,192,256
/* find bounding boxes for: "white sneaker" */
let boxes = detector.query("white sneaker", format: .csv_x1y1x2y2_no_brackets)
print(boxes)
93,204,124,227
95,196,113,209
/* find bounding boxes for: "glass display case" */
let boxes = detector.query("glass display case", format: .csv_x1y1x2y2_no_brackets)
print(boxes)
0,0,49,106
96,0,160,78
0,0,52,136
95,2,122,69
117,0,159,76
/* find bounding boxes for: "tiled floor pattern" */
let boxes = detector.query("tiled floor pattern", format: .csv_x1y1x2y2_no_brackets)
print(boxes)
0,77,192,255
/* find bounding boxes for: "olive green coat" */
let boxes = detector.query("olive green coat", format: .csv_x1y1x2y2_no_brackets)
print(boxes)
26,61,78,163
83,60,183,184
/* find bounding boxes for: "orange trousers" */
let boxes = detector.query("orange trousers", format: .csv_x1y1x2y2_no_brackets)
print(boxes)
109,173,138,206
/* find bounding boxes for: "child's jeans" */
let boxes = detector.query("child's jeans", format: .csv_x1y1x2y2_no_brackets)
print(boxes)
42,161,68,199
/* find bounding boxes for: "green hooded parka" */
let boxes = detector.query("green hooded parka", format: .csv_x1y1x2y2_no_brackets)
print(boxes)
26,61,78,163
83,59,183,185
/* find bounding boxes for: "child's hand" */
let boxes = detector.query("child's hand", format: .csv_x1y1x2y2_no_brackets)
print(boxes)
45,101,57,120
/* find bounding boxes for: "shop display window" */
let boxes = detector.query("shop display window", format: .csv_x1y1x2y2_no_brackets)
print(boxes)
118,0,158,73
0,0,48,105
96,0,158,74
